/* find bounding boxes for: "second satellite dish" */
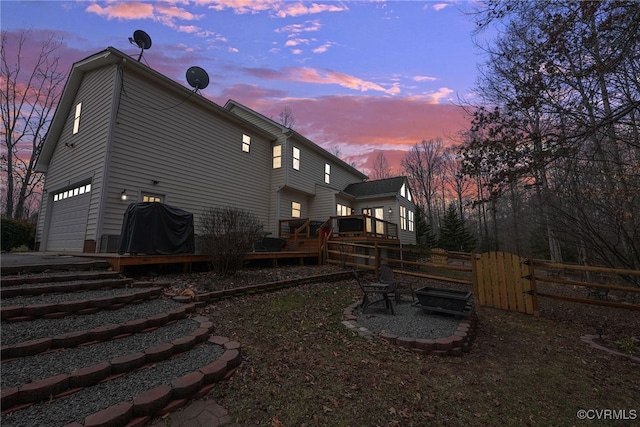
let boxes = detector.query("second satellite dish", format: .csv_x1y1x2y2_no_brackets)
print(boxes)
186,66,210,91
128,30,152,61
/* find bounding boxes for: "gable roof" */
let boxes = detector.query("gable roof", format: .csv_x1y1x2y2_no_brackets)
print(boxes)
343,176,408,198
36,47,277,172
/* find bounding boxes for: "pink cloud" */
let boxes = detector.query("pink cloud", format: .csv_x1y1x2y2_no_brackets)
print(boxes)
197,0,348,17
198,0,280,14
85,2,154,20
276,2,349,18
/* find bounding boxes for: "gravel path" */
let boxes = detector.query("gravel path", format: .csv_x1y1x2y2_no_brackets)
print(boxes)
1,299,183,346
0,342,225,427
1,286,151,307
1,318,200,388
356,301,461,339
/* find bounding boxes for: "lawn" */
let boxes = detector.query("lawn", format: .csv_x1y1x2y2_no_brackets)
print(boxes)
180,266,640,426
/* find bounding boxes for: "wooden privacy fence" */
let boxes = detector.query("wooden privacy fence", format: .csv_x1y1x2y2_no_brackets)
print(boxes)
472,251,538,315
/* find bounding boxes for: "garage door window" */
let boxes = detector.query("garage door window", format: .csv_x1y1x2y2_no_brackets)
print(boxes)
53,183,91,202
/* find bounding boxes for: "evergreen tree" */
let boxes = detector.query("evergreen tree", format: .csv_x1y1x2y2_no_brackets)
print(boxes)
415,205,437,248
438,204,477,252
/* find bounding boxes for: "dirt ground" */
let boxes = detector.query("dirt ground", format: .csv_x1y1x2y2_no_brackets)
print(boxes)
153,264,640,426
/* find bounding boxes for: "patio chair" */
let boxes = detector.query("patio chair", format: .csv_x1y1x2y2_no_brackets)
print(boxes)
352,270,395,314
379,265,415,303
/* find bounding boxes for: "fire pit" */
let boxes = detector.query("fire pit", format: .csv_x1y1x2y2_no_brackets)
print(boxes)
413,287,473,317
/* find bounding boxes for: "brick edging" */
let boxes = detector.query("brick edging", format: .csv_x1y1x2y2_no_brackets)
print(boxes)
0,311,213,412
0,271,122,288
1,304,197,360
1,287,164,322
76,338,240,427
341,301,478,356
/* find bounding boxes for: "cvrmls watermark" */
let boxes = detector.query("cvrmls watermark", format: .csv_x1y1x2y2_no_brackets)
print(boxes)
576,409,637,421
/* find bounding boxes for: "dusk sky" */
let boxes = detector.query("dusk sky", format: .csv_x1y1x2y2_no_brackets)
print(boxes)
2,1,488,176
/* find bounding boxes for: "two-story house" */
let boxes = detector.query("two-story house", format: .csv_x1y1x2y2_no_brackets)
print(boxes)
34,46,416,254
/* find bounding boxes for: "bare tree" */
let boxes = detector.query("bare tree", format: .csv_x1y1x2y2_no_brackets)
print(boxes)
1,30,64,219
278,106,296,128
401,138,445,230
467,1,640,269
371,151,391,180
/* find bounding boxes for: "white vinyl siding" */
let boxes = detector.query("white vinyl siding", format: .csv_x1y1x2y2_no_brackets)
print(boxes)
37,65,117,249
102,67,274,238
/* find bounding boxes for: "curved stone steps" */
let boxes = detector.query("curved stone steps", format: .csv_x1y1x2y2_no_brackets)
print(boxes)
0,315,215,411
0,338,241,427
1,271,123,288
1,277,135,299
0,303,196,359
1,260,111,276
1,287,164,321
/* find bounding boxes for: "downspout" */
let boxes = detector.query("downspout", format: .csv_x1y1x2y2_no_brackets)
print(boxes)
94,60,124,253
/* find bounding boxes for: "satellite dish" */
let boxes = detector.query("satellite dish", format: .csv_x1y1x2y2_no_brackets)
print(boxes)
186,66,210,91
128,30,152,61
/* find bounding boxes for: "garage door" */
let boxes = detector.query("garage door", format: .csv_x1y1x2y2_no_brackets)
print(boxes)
46,183,92,251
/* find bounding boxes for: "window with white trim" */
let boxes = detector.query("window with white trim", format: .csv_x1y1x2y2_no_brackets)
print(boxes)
324,163,330,184
400,206,415,231
291,201,301,218
273,145,282,168
242,134,251,152
292,146,300,170
336,203,351,216
53,183,91,202
73,102,82,134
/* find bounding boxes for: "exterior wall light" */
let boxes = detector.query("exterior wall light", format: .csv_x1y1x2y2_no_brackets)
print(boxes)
121,189,128,201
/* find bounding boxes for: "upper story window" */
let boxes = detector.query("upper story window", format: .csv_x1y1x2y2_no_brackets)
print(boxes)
291,201,301,218
273,145,282,168
400,206,415,231
400,183,413,202
292,146,300,170
73,102,82,134
324,163,331,184
242,134,251,153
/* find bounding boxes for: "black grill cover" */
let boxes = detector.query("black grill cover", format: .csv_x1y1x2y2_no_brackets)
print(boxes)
118,203,195,255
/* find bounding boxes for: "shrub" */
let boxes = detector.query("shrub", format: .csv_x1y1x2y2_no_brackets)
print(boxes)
199,206,263,276
1,218,36,252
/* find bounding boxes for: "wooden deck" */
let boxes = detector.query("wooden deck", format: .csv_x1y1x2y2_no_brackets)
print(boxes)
70,249,320,273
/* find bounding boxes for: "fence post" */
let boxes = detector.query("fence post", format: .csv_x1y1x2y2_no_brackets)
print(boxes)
471,251,478,303
528,256,540,316
375,242,380,277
